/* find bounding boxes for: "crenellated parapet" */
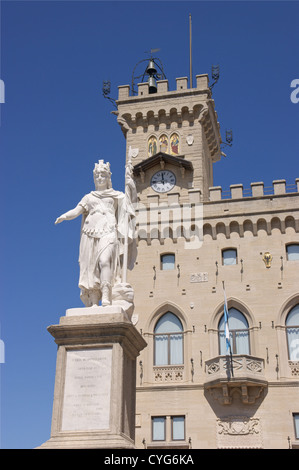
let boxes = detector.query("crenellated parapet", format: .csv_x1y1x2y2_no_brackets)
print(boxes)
209,179,299,201
133,178,299,246
204,179,299,240
117,74,211,101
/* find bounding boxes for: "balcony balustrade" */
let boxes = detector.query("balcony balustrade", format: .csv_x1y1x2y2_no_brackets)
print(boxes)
204,355,268,405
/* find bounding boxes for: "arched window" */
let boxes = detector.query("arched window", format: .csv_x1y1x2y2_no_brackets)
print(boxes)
154,313,183,365
218,308,250,355
286,304,299,360
161,253,175,270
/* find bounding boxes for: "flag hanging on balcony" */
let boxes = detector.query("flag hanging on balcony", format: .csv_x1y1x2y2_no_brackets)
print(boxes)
222,281,231,354
222,281,234,377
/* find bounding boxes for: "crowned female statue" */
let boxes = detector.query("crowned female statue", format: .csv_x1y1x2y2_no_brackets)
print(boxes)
55,159,137,309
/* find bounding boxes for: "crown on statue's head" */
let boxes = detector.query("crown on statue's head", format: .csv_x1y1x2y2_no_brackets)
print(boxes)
93,159,111,175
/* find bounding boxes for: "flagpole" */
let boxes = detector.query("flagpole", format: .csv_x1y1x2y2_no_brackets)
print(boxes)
189,13,193,89
122,147,136,284
122,212,129,283
122,156,131,284
222,281,234,378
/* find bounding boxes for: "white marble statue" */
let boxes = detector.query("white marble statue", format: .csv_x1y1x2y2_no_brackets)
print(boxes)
55,159,137,310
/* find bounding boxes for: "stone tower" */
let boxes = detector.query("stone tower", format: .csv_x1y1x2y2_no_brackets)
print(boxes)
117,73,221,204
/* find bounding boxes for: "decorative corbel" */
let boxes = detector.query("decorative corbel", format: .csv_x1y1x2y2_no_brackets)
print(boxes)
198,104,209,123
180,164,185,178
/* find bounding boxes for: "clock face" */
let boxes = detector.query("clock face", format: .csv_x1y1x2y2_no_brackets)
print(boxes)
150,170,176,193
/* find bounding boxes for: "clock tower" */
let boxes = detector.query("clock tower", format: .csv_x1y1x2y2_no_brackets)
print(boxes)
116,73,221,205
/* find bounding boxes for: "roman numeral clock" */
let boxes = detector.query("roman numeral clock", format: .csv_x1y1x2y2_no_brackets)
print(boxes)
151,169,176,193
132,150,195,206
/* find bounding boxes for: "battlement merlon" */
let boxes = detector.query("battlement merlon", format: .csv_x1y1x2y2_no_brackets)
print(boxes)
117,74,210,101
209,179,299,201
115,74,222,163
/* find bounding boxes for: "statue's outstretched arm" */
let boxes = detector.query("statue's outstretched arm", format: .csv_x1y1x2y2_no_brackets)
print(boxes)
55,204,84,225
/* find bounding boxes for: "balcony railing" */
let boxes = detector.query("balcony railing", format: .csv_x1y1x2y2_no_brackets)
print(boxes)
153,365,184,383
204,355,268,405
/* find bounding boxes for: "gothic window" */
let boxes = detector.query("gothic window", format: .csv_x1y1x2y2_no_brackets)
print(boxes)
154,312,184,365
286,244,299,261
286,304,299,360
222,248,237,265
218,308,250,355
161,253,175,270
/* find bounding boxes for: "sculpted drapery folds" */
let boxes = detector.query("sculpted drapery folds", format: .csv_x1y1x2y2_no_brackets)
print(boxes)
55,160,137,310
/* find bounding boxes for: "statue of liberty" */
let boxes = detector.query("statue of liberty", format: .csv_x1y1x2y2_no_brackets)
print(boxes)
55,159,137,310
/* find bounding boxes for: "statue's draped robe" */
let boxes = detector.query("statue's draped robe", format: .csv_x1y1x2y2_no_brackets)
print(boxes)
77,189,136,305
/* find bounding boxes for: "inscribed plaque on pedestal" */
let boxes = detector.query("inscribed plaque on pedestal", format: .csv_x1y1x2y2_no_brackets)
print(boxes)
61,347,112,431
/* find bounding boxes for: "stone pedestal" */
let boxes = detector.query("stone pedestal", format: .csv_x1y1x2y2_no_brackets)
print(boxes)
38,306,146,449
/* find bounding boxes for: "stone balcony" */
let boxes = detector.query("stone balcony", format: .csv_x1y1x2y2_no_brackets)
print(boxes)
204,355,268,405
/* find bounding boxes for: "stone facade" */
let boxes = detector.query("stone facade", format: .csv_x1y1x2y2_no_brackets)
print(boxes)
116,72,299,449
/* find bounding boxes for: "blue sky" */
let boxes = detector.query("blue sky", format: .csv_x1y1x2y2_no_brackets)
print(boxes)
0,0,298,449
